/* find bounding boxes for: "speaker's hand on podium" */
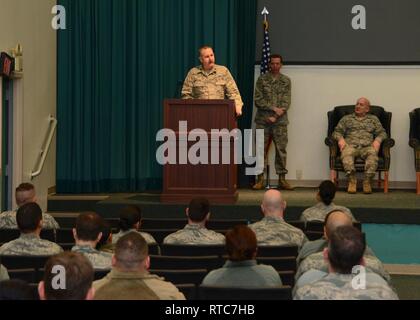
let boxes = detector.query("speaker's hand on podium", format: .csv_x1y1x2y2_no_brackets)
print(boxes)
235,105,242,117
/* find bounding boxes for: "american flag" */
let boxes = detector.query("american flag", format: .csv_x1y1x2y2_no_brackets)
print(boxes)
260,20,271,75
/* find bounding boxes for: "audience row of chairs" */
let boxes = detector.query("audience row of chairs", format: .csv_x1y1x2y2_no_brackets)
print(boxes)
0,219,362,246
21,282,292,301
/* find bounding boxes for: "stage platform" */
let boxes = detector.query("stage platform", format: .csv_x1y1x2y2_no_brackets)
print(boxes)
47,188,420,224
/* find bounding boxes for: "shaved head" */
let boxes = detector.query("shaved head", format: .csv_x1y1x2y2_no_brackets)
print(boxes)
324,210,353,239
261,190,286,217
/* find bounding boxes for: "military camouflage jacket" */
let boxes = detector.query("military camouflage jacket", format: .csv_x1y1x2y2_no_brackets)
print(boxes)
71,245,112,270
112,229,157,245
163,223,225,245
299,202,355,223
181,64,243,110
0,210,60,230
332,113,387,147
294,273,398,300
93,269,185,300
0,233,63,256
248,216,307,247
295,250,390,282
254,72,291,126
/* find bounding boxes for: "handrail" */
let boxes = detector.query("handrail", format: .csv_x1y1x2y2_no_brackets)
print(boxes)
31,115,57,179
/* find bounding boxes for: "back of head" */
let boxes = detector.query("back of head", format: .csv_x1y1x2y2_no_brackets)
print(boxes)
225,225,257,262
43,252,94,300
0,279,36,300
328,226,366,274
324,210,353,239
75,212,104,241
114,232,148,271
318,180,336,205
262,190,285,216
16,202,42,233
118,205,141,231
188,198,210,223
15,183,36,207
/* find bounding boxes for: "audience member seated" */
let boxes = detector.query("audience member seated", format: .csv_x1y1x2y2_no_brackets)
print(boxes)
201,225,282,287
0,183,59,230
248,190,307,247
297,209,354,264
0,265,9,281
295,210,390,283
294,226,398,300
93,232,185,300
112,205,157,245
299,180,355,223
0,203,62,256
163,198,225,245
0,279,37,300
38,251,95,300
97,220,114,253
72,212,112,270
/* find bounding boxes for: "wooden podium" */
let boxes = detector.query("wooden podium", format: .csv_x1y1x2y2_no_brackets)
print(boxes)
161,99,238,204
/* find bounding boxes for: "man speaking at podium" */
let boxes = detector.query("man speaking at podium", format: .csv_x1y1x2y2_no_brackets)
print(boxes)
181,46,243,117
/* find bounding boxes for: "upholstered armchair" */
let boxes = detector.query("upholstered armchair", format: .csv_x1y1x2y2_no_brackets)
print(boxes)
325,105,395,193
409,108,420,195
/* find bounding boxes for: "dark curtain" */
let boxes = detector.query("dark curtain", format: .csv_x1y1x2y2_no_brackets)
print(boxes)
57,0,256,193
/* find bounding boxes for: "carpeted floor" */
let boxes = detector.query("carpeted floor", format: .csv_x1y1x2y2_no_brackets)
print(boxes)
390,274,420,300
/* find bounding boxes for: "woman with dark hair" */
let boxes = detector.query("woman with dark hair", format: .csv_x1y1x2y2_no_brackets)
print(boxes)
299,180,354,223
112,206,156,244
201,225,282,287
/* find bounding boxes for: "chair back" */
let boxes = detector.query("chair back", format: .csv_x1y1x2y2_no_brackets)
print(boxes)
160,244,226,256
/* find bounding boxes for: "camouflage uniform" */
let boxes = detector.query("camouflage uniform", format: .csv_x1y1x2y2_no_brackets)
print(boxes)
248,216,307,248
254,73,291,175
0,210,60,229
332,113,387,178
181,64,243,110
294,273,398,300
0,264,9,281
299,203,355,223
163,224,225,245
71,245,112,270
112,229,157,245
0,233,63,256
93,269,185,300
295,250,390,283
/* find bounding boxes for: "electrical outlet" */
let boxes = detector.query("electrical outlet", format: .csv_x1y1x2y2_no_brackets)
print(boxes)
296,170,303,180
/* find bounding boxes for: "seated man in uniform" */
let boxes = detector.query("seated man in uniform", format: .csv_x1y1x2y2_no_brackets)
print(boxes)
0,202,62,256
294,225,398,300
163,197,225,245
249,190,307,248
0,183,59,229
93,232,185,300
332,97,387,194
71,212,112,270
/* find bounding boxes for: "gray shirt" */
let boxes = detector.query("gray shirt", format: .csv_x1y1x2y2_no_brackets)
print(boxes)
202,260,283,287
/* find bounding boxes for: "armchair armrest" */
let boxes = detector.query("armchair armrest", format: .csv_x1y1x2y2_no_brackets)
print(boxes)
381,138,395,170
382,138,395,149
325,137,338,169
409,138,420,149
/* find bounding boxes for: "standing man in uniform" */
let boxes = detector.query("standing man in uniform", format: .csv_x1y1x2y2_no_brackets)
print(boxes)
253,54,293,190
332,97,387,194
181,45,243,117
